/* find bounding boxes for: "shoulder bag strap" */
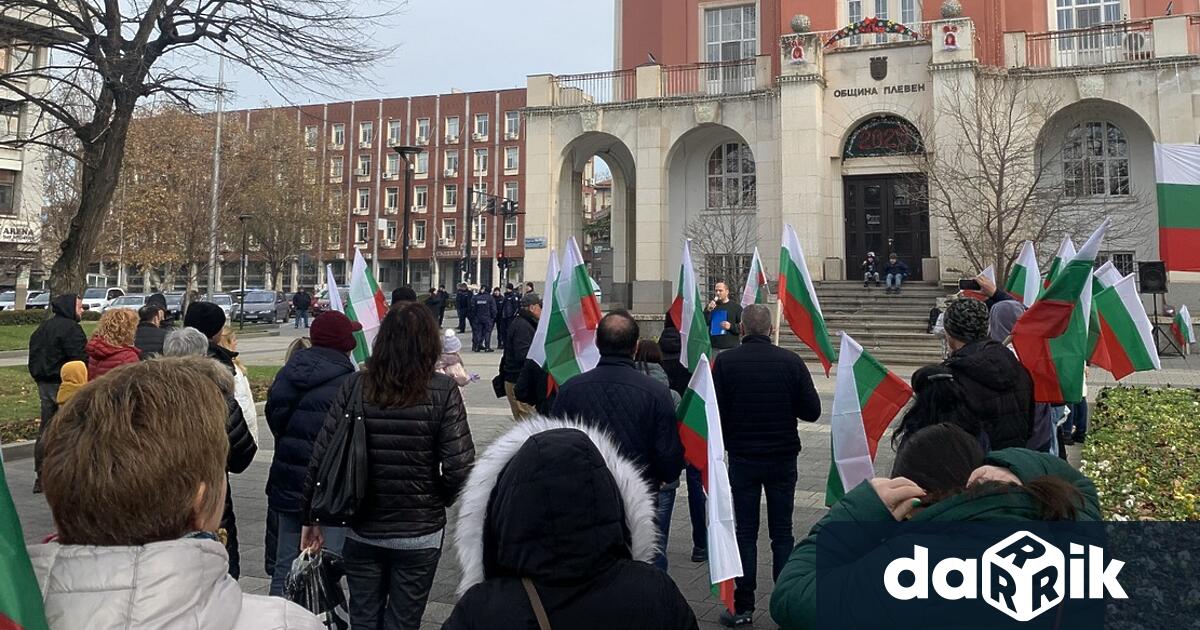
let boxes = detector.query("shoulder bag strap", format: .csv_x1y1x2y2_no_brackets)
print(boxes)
521,578,552,630
349,372,366,422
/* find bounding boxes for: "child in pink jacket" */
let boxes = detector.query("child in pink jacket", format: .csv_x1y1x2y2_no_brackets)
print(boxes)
436,329,476,391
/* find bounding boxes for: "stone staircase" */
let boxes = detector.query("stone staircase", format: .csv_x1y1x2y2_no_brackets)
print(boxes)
780,281,948,368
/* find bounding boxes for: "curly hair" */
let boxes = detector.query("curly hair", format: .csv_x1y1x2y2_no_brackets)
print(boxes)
364,301,440,408
94,309,139,347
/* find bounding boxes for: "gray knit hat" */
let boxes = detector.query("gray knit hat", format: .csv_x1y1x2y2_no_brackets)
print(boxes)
944,298,990,343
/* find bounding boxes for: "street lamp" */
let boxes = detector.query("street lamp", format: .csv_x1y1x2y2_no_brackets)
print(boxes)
237,213,252,330
392,145,421,286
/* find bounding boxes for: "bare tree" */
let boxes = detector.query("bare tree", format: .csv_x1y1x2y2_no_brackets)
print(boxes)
683,210,757,296
0,1,398,294
910,71,1148,283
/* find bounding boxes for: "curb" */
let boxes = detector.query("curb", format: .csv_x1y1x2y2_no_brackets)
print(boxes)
1,439,35,462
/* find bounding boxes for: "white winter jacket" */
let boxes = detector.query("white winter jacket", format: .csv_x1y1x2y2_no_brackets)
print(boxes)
28,538,322,630
232,364,260,444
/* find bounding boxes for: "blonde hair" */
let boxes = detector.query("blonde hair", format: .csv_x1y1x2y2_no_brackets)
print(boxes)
42,357,230,546
218,325,245,372
285,336,313,362
94,309,138,347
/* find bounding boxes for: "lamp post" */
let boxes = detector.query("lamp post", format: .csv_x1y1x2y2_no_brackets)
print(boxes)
392,145,421,286
237,213,252,330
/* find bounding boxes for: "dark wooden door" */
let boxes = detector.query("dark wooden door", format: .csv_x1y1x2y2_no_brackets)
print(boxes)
843,175,930,281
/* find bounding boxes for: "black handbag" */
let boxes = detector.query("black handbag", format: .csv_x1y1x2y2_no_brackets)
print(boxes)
309,375,369,526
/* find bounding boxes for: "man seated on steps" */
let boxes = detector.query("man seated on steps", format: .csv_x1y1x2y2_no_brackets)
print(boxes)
884,253,908,294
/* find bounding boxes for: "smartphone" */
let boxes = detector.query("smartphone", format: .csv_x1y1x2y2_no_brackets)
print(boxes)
959,278,982,292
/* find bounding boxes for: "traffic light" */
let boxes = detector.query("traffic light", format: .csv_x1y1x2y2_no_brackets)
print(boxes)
486,197,497,215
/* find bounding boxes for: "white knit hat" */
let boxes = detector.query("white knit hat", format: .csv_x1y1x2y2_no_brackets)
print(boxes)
442,329,462,353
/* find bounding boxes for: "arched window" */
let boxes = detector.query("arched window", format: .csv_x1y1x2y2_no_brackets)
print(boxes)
707,143,756,210
1064,121,1129,197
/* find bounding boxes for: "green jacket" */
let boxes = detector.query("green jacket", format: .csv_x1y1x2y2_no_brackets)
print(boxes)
768,449,1101,630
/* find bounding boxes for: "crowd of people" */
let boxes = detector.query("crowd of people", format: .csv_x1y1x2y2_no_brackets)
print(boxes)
18,272,1101,630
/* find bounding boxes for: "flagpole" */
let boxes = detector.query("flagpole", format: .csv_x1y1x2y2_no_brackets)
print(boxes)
773,295,782,346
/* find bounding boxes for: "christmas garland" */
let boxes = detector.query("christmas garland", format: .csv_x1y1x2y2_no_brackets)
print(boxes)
824,17,923,47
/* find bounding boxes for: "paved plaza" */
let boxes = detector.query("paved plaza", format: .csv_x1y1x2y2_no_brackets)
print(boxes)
4,324,1192,628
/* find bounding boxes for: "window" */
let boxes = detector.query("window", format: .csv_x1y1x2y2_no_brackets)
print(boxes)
474,113,489,138
441,219,457,245
386,220,397,243
359,121,373,146
1097,251,1135,276
474,216,488,243
504,181,519,202
328,223,342,245
387,120,401,144
413,220,427,245
304,125,318,148
504,215,518,243
444,185,458,208
0,180,13,215
356,188,370,211
386,153,400,178
874,0,889,42
356,222,368,243
704,254,754,295
445,150,459,175
901,0,917,24
1063,121,1129,197
414,185,428,210
505,146,519,171
0,103,19,138
330,189,344,210
357,154,372,177
329,156,344,180
416,118,431,143
705,5,757,63
445,116,460,142
331,123,345,146
415,151,428,174
1056,0,1121,31
304,158,317,183
505,111,520,138
471,184,489,209
385,187,399,212
474,148,489,175
707,143,757,209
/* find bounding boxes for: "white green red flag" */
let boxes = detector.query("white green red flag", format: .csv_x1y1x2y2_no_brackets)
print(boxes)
963,265,995,302
1044,235,1077,289
345,249,388,365
676,354,742,613
669,240,712,371
1155,143,1200,272
826,333,913,506
1093,261,1123,291
1013,221,1108,404
325,264,345,313
1090,274,1161,380
530,239,601,385
526,249,559,370
740,247,770,308
779,224,837,375
1173,305,1196,347
0,456,49,630
1005,241,1041,307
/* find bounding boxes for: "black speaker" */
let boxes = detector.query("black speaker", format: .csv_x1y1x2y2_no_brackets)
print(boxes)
1138,261,1167,294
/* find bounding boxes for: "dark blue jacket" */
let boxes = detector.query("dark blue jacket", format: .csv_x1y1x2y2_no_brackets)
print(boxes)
883,260,909,277
470,291,497,325
264,345,357,513
550,356,685,487
456,289,472,311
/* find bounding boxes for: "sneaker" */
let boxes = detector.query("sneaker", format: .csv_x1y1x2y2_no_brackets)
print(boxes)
691,547,707,563
718,609,753,627
483,347,494,353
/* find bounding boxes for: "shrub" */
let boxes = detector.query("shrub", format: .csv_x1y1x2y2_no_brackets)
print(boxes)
0,310,51,326
81,309,101,321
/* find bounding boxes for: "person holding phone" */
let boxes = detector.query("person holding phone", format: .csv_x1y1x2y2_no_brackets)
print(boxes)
705,281,742,357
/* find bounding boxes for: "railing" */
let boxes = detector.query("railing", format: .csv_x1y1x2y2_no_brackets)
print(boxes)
1025,20,1154,69
553,69,637,106
816,19,937,51
661,59,758,98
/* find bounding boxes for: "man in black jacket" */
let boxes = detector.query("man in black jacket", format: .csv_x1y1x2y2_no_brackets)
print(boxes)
550,310,685,570
500,292,541,420
455,283,472,333
134,305,168,357
705,281,742,356
496,283,520,350
711,303,821,626
292,287,313,329
424,286,448,325
27,293,86,493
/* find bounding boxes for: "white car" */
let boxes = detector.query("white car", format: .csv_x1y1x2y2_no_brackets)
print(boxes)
0,290,44,311
82,287,126,312
211,294,235,318
103,294,147,313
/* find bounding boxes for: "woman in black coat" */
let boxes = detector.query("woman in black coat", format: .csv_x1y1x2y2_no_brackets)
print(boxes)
443,417,697,630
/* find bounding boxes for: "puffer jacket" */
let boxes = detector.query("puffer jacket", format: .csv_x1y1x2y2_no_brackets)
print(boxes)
28,538,323,630
944,340,1035,450
303,371,475,538
770,449,1100,629
28,294,87,383
85,336,141,380
657,314,691,396
637,360,681,408
443,418,698,630
265,346,357,514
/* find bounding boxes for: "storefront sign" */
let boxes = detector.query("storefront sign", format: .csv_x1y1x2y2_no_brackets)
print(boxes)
524,237,547,249
0,219,37,244
833,83,928,98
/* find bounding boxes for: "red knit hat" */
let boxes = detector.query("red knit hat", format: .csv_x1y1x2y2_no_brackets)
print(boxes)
310,311,362,353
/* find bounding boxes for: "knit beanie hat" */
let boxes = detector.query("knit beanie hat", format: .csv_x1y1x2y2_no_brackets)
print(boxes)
184,301,226,340
944,298,990,344
310,311,362,354
442,329,462,354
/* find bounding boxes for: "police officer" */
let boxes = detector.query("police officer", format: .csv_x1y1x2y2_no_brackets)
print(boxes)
470,286,498,352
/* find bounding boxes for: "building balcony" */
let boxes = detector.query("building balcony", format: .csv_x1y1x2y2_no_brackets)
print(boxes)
529,56,773,108
1005,14,1199,71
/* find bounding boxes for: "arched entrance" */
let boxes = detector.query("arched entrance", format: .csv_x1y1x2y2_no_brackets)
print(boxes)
841,115,929,280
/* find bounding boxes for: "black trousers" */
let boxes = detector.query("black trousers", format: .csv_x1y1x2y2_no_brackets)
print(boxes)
344,538,441,630
34,381,59,476
729,455,798,614
456,308,468,332
496,318,510,349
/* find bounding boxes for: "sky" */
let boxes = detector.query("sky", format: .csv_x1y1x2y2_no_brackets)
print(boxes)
222,0,616,109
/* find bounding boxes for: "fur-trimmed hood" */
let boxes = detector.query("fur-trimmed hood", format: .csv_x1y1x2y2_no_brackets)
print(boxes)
452,417,657,596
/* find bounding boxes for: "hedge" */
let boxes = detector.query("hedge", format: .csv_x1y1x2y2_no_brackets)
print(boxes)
0,308,100,326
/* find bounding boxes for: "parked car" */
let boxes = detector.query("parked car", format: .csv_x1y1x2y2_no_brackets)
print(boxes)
103,294,148,313
231,290,290,324
25,292,50,310
163,293,185,322
210,294,235,319
0,290,44,311
313,288,349,315
81,287,126,312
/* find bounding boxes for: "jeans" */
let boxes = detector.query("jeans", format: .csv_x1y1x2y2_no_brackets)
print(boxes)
294,308,310,328
652,482,678,570
269,512,348,597
34,381,59,476
1065,399,1089,438
886,273,905,290
344,538,441,630
265,508,278,577
685,465,707,552
729,455,798,614
471,321,493,350
863,271,880,286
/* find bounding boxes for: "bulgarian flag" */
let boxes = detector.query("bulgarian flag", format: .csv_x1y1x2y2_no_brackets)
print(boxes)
676,354,742,613
345,249,388,364
668,240,712,371
962,265,995,302
1044,235,1077,289
526,248,559,371
1093,261,1123,290
1173,305,1196,347
1090,274,1161,380
1006,241,1041,307
779,224,837,375
740,247,770,308
0,457,49,630
825,333,913,506
529,239,601,384
1155,143,1200,272
1013,221,1108,404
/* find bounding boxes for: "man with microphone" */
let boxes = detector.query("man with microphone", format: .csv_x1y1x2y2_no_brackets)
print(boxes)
706,281,742,359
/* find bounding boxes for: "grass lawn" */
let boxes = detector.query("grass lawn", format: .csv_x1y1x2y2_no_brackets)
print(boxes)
245,365,281,400
0,322,98,352
0,366,43,443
